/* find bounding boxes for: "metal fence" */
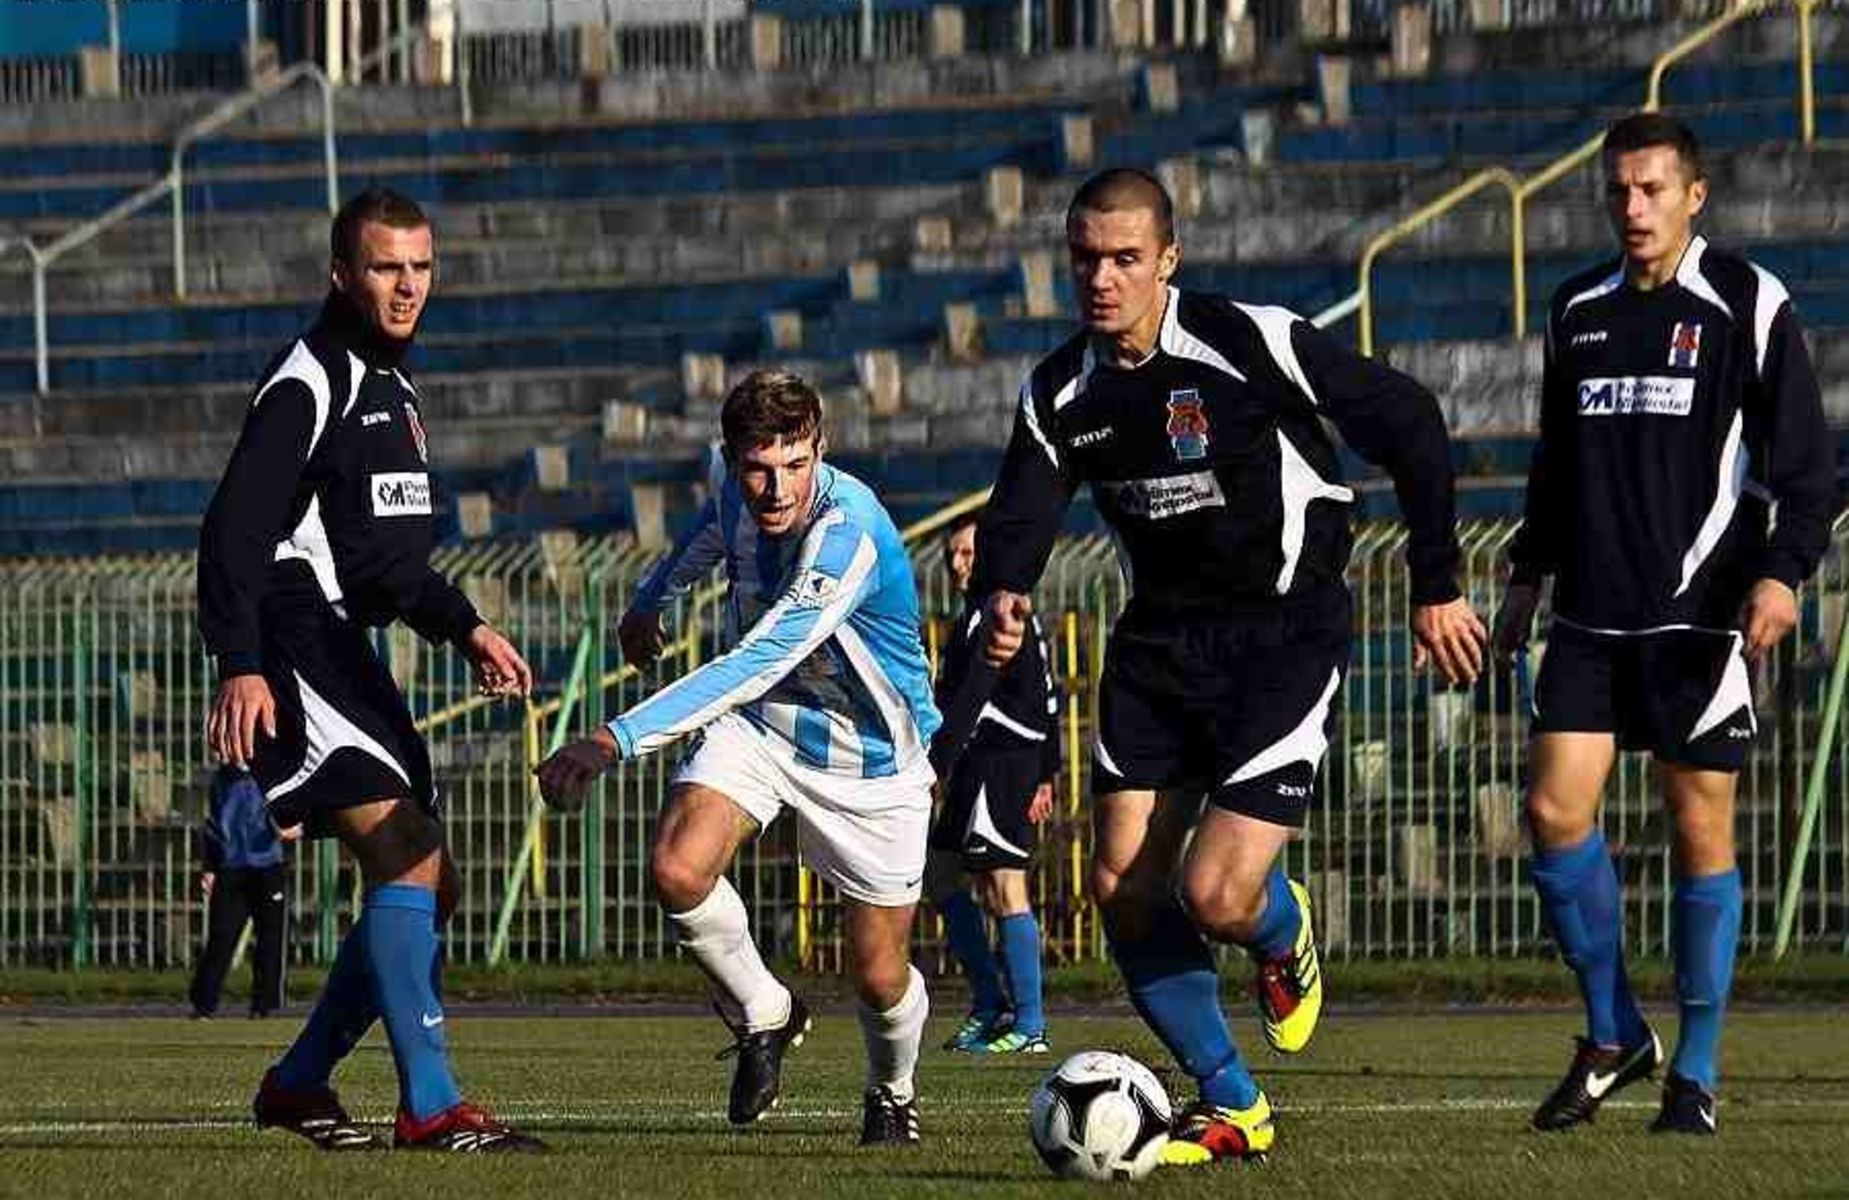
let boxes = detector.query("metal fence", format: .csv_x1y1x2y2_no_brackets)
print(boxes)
3,519,1844,971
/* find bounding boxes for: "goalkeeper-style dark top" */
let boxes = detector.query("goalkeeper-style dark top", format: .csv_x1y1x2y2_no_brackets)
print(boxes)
197,293,480,680
1508,236,1837,632
972,286,1463,614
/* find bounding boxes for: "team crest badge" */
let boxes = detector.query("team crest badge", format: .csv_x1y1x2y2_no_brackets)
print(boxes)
1165,389,1210,461
1668,321,1702,370
403,403,428,463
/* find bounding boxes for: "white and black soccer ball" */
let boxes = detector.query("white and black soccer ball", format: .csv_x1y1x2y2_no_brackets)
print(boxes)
1028,1050,1172,1182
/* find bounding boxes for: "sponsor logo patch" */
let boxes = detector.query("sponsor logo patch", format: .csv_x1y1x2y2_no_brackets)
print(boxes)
1071,425,1115,448
1669,320,1702,369
1165,389,1210,461
1569,330,1608,347
1100,471,1227,521
1576,375,1696,417
371,471,432,517
360,409,391,427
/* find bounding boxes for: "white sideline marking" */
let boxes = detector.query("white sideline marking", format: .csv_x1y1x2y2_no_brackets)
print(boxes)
5,1096,1849,1137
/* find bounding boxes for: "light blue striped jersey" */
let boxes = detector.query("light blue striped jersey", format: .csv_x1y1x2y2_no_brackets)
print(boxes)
611,463,941,778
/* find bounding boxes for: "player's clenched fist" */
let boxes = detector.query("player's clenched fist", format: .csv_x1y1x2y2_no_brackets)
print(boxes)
982,589,1033,668
534,727,622,811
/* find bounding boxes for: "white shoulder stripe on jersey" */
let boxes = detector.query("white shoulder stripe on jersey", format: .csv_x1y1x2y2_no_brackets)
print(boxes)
1234,303,1314,405
1749,262,1791,377
1020,379,1060,470
1161,287,1247,383
1675,409,1749,597
1676,236,1734,321
253,340,333,459
339,351,366,419
1275,430,1354,593
1561,266,1624,317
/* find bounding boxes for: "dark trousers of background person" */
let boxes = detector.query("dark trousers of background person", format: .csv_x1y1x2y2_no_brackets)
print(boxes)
191,865,288,1017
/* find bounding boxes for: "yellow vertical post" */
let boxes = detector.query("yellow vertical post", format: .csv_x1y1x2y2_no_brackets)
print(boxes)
1510,187,1527,339
1799,0,1817,145
796,865,813,971
526,704,547,899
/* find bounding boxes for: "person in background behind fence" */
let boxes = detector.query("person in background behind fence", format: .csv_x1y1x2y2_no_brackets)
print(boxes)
191,765,300,1020
924,511,1058,1056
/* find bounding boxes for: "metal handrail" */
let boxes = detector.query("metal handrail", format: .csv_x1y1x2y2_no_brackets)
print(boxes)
28,60,338,395
1357,168,1522,357
1348,0,1815,356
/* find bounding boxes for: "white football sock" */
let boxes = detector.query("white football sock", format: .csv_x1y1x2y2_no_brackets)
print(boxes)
858,964,928,1102
669,876,791,1032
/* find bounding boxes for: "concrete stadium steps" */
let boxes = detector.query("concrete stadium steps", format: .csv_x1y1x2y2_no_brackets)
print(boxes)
9,183,979,306
17,228,1849,396
0,265,1026,393
985,239,1849,353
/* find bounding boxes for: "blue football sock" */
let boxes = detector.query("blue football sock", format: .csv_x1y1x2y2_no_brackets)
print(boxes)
1110,899,1258,1110
1670,868,1741,1091
362,883,462,1121
940,890,1007,1017
1531,829,1648,1047
1243,867,1303,961
273,916,376,1091
997,912,1045,1037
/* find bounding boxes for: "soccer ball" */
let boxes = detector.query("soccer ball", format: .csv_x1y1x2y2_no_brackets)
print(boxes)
1028,1050,1172,1182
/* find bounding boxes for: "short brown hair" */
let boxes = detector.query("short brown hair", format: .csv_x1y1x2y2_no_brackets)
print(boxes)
331,187,431,268
1067,167,1175,245
1603,112,1705,182
720,369,823,457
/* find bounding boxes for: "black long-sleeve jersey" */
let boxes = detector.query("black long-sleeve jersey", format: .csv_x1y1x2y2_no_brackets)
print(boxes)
197,294,480,679
928,608,1060,782
972,287,1463,613
1508,236,1838,631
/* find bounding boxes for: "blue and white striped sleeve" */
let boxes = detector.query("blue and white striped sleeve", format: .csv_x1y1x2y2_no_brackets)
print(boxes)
630,499,725,615
607,509,880,759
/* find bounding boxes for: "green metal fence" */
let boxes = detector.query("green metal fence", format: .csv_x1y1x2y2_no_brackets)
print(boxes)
2,519,1844,969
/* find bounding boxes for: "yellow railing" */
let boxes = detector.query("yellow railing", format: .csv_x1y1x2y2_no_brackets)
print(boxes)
1357,0,1821,357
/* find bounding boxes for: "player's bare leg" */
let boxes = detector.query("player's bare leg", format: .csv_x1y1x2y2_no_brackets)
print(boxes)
652,783,806,1125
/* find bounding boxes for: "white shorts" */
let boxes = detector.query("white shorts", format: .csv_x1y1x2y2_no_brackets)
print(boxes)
673,712,934,906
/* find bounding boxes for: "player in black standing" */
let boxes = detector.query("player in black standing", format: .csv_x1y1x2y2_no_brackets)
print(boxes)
926,511,1058,1055
1496,113,1837,1137
972,168,1487,1165
198,187,543,1153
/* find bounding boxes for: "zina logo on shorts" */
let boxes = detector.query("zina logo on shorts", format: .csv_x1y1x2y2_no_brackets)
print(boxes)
371,472,432,517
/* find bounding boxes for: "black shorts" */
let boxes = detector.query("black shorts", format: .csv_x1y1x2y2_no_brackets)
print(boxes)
930,746,1042,871
250,596,437,836
1092,591,1350,827
1532,621,1755,772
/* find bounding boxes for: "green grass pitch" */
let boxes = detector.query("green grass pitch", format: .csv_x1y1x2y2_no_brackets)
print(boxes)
2,1006,1847,1198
